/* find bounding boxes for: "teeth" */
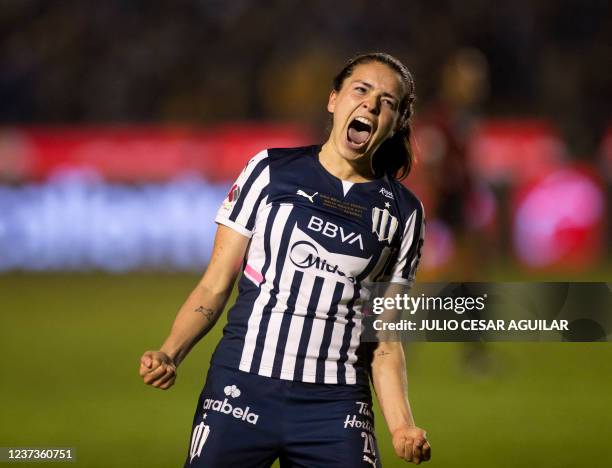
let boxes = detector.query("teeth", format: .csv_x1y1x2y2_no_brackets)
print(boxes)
355,116,373,127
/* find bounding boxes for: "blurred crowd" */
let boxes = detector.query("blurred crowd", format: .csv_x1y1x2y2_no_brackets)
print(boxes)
0,0,610,275
1,0,610,155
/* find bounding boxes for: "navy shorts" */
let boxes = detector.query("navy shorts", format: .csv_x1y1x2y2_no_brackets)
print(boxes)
184,364,380,467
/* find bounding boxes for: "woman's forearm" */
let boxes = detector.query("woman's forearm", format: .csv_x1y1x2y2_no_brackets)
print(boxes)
371,341,415,432
159,280,233,366
157,225,248,366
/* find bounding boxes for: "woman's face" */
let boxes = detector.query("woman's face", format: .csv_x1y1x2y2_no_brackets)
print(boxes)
327,61,405,165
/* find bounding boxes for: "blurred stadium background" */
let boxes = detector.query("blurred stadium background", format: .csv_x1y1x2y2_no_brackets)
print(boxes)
1,1,611,467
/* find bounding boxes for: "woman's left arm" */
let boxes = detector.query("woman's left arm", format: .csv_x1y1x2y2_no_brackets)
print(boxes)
371,340,431,464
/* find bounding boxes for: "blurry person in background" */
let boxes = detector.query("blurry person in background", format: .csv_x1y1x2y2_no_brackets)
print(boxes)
139,53,431,467
412,48,492,275
411,48,496,374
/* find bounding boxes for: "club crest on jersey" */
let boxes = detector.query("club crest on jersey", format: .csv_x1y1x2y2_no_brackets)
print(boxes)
189,421,211,462
371,207,398,243
223,184,241,210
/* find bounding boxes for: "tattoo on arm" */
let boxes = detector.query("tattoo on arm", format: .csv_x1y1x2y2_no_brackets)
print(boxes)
194,305,215,321
377,350,392,357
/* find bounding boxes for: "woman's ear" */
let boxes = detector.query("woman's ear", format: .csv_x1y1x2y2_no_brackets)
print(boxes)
327,90,337,113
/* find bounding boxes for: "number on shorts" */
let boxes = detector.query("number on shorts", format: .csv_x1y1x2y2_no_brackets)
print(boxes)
360,431,377,456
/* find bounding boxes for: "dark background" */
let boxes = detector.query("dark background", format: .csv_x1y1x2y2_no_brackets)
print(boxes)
1,2,611,467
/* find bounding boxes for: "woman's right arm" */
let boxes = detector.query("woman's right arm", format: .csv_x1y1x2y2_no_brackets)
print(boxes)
139,224,250,390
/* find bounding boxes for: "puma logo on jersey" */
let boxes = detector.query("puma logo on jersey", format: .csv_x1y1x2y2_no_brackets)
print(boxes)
297,190,318,203
307,216,364,251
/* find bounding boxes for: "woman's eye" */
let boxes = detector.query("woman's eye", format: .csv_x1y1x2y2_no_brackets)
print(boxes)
383,99,395,108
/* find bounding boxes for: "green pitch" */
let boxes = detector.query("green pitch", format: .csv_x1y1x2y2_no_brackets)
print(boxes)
1,274,611,467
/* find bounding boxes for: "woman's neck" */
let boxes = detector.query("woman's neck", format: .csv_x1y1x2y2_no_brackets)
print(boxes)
318,141,375,183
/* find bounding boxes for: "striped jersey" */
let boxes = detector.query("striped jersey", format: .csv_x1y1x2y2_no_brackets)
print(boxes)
212,145,424,385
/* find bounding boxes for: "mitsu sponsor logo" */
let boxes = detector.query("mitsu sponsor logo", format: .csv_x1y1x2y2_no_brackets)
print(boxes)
290,240,355,283
202,385,259,425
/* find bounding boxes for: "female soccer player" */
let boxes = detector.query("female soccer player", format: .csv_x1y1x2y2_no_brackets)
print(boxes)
139,52,431,467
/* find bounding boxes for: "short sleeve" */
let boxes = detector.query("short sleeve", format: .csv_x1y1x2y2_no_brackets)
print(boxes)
215,150,270,238
387,202,425,287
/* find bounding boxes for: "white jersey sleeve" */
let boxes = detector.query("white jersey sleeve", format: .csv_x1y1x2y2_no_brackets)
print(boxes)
388,202,425,286
215,150,270,238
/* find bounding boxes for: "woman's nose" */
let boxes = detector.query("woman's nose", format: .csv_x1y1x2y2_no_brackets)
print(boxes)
362,96,380,114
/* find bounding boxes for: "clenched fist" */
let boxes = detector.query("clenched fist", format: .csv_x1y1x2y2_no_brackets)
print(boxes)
139,350,177,390
392,426,431,464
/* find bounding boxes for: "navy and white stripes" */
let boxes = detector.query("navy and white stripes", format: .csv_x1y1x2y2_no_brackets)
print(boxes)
213,146,425,385
217,149,270,238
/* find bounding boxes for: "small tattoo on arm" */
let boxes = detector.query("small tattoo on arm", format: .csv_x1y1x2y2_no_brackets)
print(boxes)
377,350,391,357
194,305,215,321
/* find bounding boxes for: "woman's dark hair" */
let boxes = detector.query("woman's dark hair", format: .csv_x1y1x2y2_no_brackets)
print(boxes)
332,52,416,180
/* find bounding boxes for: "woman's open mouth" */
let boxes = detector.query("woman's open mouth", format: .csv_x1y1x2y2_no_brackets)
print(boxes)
346,116,374,150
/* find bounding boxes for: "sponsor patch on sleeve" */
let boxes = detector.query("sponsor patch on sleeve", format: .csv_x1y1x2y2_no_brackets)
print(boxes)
223,184,241,210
